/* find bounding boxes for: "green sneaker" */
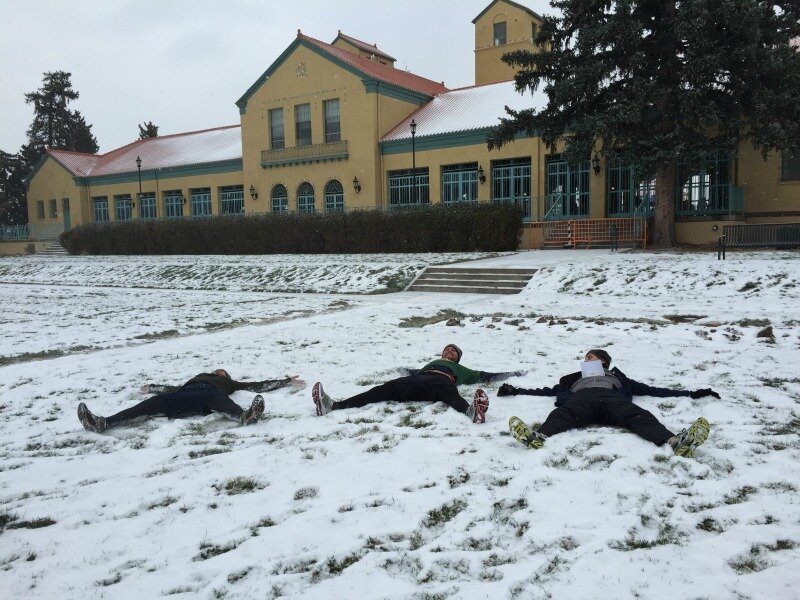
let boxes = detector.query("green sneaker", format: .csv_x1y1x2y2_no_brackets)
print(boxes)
671,417,710,458
508,416,545,449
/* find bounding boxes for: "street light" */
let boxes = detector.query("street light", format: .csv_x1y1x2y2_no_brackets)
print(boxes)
135,155,142,209
410,118,417,204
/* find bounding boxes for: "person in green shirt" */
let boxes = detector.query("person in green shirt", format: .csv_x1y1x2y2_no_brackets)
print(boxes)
312,344,524,423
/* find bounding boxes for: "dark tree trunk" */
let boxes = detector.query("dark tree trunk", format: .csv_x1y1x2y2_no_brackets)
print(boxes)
651,162,676,247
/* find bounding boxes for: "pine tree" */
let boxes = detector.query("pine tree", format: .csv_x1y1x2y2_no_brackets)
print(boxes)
138,121,159,139
0,150,27,224
487,0,800,247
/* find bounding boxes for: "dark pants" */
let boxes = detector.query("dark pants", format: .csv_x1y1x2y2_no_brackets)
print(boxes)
105,382,243,428
537,388,674,445
333,373,470,413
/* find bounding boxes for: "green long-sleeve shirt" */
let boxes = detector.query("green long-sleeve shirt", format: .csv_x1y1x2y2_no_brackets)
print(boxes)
417,359,520,385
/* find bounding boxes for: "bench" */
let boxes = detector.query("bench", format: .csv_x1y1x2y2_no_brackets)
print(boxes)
718,222,800,259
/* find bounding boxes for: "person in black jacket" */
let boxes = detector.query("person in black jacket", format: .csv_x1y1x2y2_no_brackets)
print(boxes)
501,349,719,457
313,344,524,423
77,370,304,433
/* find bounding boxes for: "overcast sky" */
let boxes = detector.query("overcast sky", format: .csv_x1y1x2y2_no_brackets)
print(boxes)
0,0,553,154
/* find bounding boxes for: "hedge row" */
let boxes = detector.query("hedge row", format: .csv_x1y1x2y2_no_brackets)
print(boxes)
60,203,524,255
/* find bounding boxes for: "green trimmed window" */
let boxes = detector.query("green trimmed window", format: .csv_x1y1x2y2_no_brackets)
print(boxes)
139,192,156,219
782,151,800,181
219,185,244,214
442,163,478,203
676,152,732,215
324,99,341,143
324,180,344,212
92,196,109,222
545,156,589,219
492,158,531,219
295,103,311,147
114,195,132,221
163,190,184,218
298,182,315,213
36,200,45,220
49,199,57,218
191,188,212,217
388,168,430,206
606,159,655,216
271,184,288,213
270,108,285,150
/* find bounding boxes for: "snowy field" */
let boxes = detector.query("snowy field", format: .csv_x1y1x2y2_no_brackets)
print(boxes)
0,249,799,600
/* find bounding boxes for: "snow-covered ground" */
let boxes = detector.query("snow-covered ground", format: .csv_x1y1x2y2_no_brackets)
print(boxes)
1,249,799,600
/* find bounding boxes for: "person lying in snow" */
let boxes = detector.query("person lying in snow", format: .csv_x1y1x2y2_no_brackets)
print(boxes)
312,344,524,423
500,349,719,457
77,370,305,433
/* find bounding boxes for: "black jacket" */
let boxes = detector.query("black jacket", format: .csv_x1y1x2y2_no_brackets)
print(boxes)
147,373,292,396
514,367,692,406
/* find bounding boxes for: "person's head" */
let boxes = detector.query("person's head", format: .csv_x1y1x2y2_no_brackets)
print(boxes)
213,368,231,379
442,344,463,363
584,349,611,368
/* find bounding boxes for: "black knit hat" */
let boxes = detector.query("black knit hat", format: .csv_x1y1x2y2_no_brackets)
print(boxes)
444,344,463,362
586,349,611,368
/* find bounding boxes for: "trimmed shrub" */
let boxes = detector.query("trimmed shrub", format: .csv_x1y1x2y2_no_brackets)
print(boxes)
60,203,524,255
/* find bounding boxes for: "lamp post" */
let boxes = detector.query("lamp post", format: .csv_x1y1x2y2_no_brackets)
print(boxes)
135,155,142,210
410,119,417,204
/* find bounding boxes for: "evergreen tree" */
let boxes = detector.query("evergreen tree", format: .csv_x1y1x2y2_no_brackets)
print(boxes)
0,150,27,224
138,121,159,139
488,0,800,246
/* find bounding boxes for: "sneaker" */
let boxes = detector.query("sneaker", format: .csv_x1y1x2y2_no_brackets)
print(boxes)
241,395,265,426
472,389,489,424
312,383,333,416
671,417,710,458
508,416,545,449
77,402,107,433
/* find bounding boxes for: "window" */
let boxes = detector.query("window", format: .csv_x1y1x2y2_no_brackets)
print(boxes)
324,99,341,143
493,22,506,46
163,190,184,218
269,108,285,150
492,158,531,219
297,182,315,213
545,156,589,219
114,194,133,221
191,188,212,216
676,152,732,215
388,168,430,207
531,22,538,43
295,103,311,147
219,185,244,214
442,163,478,203
606,159,655,216
324,180,344,212
92,196,109,222
782,151,800,181
271,184,288,213
36,201,45,220
49,199,57,218
139,192,156,219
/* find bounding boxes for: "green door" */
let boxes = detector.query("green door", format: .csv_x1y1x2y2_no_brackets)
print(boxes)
62,198,71,231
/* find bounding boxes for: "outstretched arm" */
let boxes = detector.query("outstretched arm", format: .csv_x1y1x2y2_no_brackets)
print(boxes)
498,383,560,397
231,374,306,393
478,370,527,383
629,379,719,399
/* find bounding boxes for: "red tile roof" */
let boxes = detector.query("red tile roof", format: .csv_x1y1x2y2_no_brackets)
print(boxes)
299,32,447,97
332,30,397,62
47,125,241,177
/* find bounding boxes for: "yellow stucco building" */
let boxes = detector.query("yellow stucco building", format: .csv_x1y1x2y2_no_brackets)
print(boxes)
18,0,800,253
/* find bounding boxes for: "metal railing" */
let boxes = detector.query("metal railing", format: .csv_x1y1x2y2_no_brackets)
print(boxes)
723,223,800,248
542,217,648,248
0,223,64,242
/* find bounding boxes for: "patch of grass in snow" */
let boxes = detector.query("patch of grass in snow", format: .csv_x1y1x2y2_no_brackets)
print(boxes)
270,556,317,575
310,551,365,582
696,517,725,533
95,572,123,586
422,498,467,528
7,516,56,530
398,309,465,328
397,412,433,428
663,314,706,323
609,521,686,551
195,539,241,561
218,477,262,496
227,567,252,583
734,317,771,327
762,415,800,435
145,496,178,510
293,486,318,501
132,329,179,340
188,446,230,459
724,485,758,505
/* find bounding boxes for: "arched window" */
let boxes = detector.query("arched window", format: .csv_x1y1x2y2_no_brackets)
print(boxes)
324,180,344,213
271,184,288,213
297,182,315,213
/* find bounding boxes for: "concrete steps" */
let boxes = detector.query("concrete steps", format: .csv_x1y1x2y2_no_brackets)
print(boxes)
407,266,537,294
40,242,68,256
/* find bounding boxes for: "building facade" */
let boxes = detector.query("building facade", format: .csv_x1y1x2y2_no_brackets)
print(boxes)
20,0,800,253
